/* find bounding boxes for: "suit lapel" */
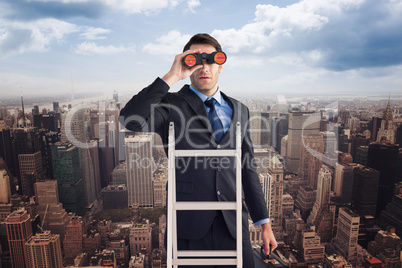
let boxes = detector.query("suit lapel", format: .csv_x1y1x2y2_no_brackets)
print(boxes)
179,86,211,131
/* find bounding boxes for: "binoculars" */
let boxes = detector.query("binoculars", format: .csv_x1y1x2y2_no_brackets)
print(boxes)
183,51,227,67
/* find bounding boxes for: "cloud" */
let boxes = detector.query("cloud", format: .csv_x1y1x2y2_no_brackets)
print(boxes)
212,0,402,71
80,27,112,40
142,30,192,55
75,41,135,55
0,18,79,56
187,0,200,13
3,0,106,20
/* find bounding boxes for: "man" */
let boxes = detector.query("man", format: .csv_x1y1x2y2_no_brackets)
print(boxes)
120,33,277,267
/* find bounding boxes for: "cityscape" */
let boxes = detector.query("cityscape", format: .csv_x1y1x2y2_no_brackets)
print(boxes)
0,91,401,268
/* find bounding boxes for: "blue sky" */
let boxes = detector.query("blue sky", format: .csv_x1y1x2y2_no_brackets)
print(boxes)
1,0,402,99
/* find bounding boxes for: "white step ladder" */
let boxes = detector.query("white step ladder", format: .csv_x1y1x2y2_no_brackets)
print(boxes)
167,122,243,267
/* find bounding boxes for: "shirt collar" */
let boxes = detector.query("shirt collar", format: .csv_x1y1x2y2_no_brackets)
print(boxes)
189,85,223,105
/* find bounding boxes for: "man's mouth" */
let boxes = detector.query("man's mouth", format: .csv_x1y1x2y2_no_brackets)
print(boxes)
200,76,210,80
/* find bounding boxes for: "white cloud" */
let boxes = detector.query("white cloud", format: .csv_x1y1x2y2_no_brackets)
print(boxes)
80,27,112,40
0,18,79,56
142,30,192,55
75,41,135,55
187,0,200,13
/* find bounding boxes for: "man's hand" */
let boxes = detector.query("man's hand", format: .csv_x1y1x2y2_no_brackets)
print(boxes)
261,222,278,255
162,49,203,87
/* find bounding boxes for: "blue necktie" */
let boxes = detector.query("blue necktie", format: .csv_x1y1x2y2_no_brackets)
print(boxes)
204,98,224,142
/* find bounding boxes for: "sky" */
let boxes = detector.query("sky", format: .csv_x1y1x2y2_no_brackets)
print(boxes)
1,0,402,100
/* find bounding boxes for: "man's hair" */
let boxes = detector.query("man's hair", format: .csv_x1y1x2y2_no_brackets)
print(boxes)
183,33,222,52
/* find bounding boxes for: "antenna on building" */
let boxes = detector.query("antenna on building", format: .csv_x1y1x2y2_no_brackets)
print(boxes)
21,90,26,128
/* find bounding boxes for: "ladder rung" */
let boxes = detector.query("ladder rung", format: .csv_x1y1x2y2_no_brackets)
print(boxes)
174,149,237,157
174,201,237,210
177,250,237,257
173,258,238,265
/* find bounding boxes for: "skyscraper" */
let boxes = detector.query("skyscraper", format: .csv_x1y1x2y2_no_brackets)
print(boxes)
298,134,323,190
249,110,270,148
352,166,380,217
34,180,70,243
81,140,101,206
260,155,284,240
334,162,357,204
332,207,360,265
5,209,32,268
51,142,86,216
18,151,43,197
25,230,63,268
308,165,332,225
286,111,320,173
376,100,395,143
125,135,154,207
0,169,11,203
63,215,84,264
367,142,399,217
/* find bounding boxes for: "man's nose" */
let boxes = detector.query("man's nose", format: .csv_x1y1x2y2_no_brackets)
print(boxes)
200,60,210,71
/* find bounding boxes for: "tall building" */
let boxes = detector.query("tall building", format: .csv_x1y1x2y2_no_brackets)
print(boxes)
285,111,320,173
307,165,332,225
0,128,15,176
376,100,395,143
295,186,317,221
5,209,32,268
18,151,43,197
63,215,84,264
350,134,370,163
0,169,11,203
270,112,289,153
153,172,167,208
51,142,86,216
249,111,270,148
125,135,154,207
367,142,399,217
25,230,63,268
334,163,357,204
34,180,70,243
379,183,402,238
351,166,380,217
80,141,101,206
12,127,43,194
298,134,323,190
332,207,360,266
260,155,284,240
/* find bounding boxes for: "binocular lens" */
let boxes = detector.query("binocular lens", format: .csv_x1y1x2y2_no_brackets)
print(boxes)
214,52,226,65
184,54,197,67
183,51,227,67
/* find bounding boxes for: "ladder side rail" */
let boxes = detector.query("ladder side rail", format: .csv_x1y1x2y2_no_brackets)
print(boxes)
235,122,242,267
167,122,175,268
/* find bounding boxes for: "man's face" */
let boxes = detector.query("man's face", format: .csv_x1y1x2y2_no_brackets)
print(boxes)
189,44,223,97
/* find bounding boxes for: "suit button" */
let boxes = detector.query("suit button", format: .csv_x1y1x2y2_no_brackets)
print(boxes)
217,167,222,172
217,145,221,149
217,191,221,195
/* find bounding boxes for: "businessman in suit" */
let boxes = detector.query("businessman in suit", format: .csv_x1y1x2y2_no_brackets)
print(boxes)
120,33,277,267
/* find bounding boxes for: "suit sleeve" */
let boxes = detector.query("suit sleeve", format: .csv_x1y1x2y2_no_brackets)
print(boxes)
241,108,269,223
119,77,170,133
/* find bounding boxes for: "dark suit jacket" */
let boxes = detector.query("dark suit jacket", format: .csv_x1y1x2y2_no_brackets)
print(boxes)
120,77,268,240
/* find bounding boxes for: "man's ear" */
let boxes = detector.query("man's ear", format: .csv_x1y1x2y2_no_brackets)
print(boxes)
218,65,223,74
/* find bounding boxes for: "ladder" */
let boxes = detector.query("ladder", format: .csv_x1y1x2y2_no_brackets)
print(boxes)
167,122,243,267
